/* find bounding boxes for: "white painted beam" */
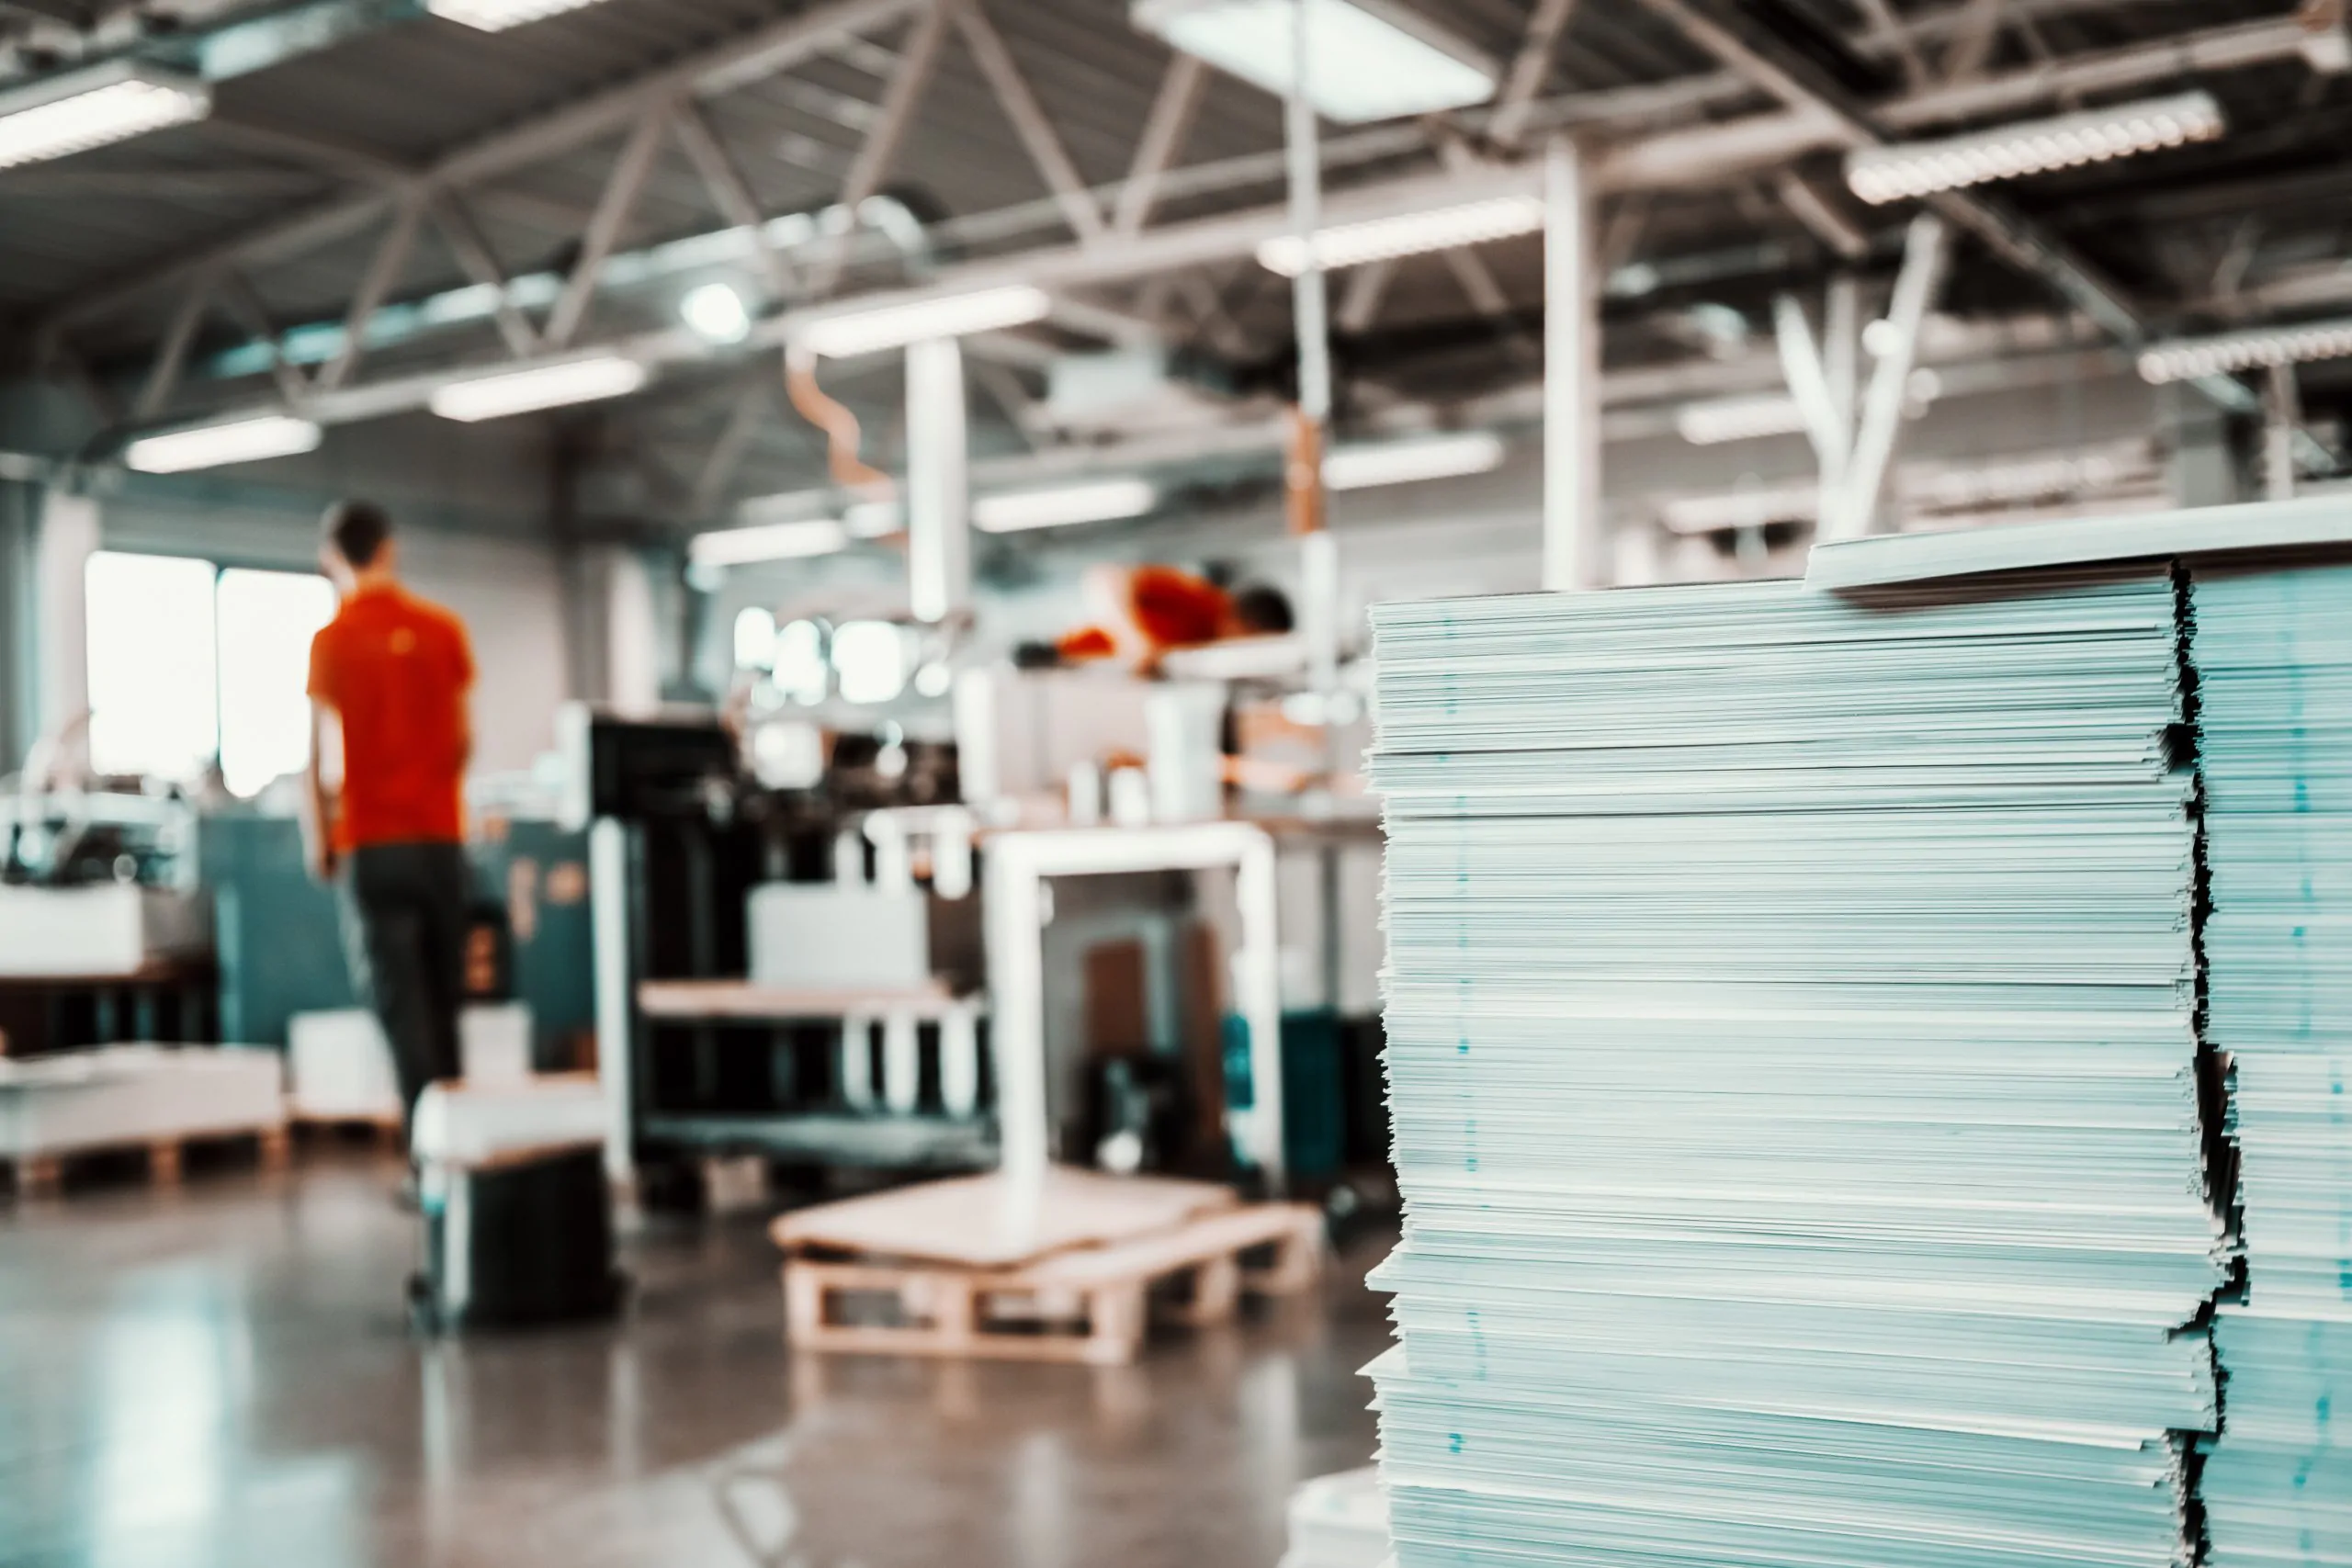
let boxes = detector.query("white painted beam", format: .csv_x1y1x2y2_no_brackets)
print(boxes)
1828,214,1949,541
1543,138,1603,592
1111,54,1206,240
318,197,424,392
955,0,1107,246
547,108,675,351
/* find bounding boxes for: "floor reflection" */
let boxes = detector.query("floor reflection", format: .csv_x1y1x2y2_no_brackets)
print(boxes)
1,1157,1390,1568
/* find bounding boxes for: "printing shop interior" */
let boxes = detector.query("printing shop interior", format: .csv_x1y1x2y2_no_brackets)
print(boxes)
5,0,2352,1563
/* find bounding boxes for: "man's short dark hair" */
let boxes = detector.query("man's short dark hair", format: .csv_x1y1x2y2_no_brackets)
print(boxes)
1231,583,1294,635
322,500,392,569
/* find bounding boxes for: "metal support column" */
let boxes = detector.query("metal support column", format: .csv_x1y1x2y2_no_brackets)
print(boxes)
2265,361,2301,502
1284,0,1340,684
589,817,639,1190
2168,382,2239,508
904,336,970,624
33,490,97,743
1543,138,1604,592
1285,0,1332,439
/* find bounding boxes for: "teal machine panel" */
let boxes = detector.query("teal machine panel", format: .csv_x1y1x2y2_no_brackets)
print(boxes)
201,816,353,1046
203,816,594,1069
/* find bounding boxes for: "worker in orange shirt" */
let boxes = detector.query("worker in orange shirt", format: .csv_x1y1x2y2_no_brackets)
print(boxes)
303,501,477,1139
1017,563,1294,674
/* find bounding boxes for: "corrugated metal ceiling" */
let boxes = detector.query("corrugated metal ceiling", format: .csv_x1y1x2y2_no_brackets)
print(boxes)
2,0,2346,491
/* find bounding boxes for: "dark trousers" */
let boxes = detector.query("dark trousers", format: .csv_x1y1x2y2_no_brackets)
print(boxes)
339,841,469,1131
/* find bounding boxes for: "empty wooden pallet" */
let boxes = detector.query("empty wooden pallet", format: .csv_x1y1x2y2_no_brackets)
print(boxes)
774,1170,1325,1366
290,1113,407,1151
5,1124,291,1199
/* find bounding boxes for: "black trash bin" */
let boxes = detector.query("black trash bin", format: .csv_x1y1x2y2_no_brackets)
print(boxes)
411,1141,623,1333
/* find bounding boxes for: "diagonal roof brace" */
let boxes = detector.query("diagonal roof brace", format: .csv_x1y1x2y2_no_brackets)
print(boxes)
1628,0,2324,464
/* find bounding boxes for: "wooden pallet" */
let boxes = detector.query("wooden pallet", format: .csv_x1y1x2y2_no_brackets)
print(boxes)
291,1113,406,1151
781,1198,1325,1366
5,1123,292,1199
773,1168,1242,1268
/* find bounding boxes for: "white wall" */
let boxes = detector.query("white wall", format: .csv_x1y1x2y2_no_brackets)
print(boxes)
397,530,571,772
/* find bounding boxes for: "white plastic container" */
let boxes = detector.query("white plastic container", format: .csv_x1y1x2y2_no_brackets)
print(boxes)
287,1009,401,1122
458,1002,534,1086
746,884,931,991
410,1073,606,1167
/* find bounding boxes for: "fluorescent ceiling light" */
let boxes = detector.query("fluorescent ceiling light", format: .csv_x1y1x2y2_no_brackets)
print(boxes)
0,62,209,172
1258,196,1544,276
973,479,1158,533
1846,90,2224,205
2136,317,2352,385
1133,0,1497,124
430,355,647,422
1906,452,2130,512
680,282,752,344
124,414,322,475
1324,431,1506,491
688,519,852,568
797,286,1052,358
843,500,904,537
426,0,613,30
1675,393,1809,446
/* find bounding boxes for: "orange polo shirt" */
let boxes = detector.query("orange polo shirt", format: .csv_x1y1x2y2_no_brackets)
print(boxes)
307,582,474,851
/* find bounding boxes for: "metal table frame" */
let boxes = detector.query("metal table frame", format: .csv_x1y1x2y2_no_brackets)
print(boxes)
982,822,1285,1195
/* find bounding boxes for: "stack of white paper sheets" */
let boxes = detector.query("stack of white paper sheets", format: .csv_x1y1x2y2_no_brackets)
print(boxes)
1367,569,2227,1568
2190,563,2352,1566
2201,1314,2349,1566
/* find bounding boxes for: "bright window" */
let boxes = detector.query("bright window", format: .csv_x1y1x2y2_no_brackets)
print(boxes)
831,621,909,705
217,570,336,797
85,553,337,797
85,552,219,785
733,606,778,671
774,619,828,705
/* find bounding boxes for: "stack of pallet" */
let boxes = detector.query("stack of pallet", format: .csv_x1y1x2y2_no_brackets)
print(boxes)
772,1168,1322,1365
0,1045,288,1196
1366,571,2228,1568
2191,562,2352,1566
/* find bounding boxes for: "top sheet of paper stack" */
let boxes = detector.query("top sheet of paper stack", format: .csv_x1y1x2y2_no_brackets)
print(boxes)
1366,568,2227,1568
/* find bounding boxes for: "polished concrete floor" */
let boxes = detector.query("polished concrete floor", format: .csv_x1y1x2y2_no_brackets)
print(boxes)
0,1152,1392,1568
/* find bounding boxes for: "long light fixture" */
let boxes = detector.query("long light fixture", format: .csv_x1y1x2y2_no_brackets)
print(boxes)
1657,485,1818,535
2136,317,2352,385
124,414,322,474
1905,451,2131,513
1324,431,1506,491
1846,90,2224,205
0,62,209,172
972,478,1158,533
688,519,852,569
1675,393,1809,446
797,286,1053,358
1258,196,1544,276
425,0,614,30
430,355,647,422
1132,0,1497,124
